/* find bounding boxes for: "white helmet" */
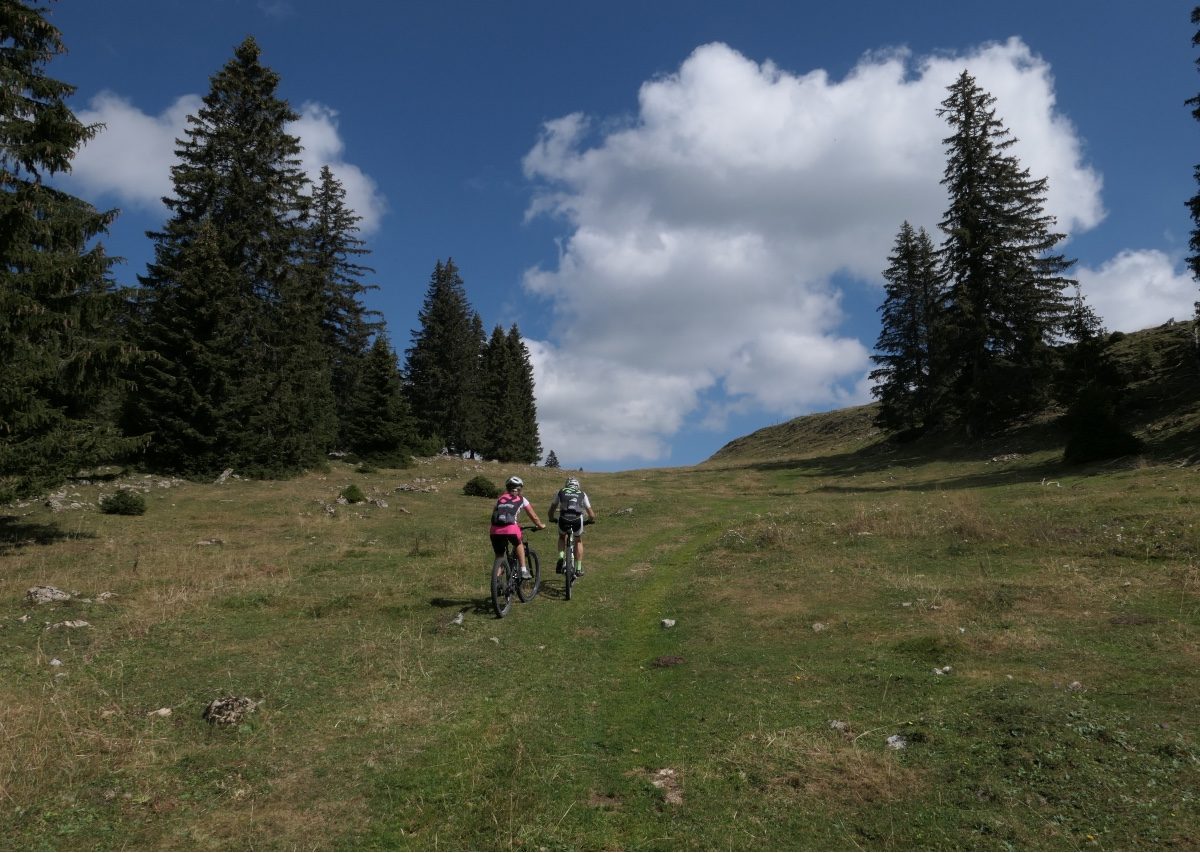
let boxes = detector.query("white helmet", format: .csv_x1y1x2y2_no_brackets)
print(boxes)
565,477,580,489
505,476,524,490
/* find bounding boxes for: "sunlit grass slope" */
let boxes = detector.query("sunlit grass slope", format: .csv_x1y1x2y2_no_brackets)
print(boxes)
1,322,1197,850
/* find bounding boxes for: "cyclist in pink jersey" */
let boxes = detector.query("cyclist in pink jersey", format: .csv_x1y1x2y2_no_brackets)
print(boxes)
489,476,545,579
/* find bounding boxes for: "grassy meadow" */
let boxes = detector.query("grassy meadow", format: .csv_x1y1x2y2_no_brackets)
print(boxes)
2,326,1199,850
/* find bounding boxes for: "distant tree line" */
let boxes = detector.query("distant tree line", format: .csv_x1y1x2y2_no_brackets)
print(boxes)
869,71,1141,462
1187,6,1200,335
1,9,539,502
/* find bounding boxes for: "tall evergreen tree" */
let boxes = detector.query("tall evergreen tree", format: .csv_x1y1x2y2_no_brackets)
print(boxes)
129,37,335,477
403,258,478,454
1057,288,1141,463
870,222,944,434
1186,6,1200,332
461,311,488,458
0,0,140,502
341,334,415,466
478,324,513,460
302,165,381,447
479,324,542,463
937,71,1076,434
505,324,542,464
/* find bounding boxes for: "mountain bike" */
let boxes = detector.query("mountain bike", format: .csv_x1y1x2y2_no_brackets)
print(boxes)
559,517,594,602
491,526,541,618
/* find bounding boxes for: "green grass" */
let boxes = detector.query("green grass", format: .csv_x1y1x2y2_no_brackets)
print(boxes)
1,324,1198,849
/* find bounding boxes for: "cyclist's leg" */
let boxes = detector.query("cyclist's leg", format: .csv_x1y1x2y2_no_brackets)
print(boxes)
515,536,533,578
573,519,585,573
490,534,508,559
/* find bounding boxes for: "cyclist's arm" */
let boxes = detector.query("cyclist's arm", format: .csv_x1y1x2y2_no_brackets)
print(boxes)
583,493,596,522
522,498,545,528
547,497,558,523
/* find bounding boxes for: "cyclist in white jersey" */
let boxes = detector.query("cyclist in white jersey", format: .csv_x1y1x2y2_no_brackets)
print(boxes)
548,477,596,574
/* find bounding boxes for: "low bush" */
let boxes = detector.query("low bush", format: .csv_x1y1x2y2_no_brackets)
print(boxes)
340,484,367,504
99,490,146,515
463,476,499,498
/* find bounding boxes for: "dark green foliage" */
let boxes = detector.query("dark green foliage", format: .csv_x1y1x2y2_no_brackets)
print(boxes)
936,71,1076,435
0,0,143,502
302,166,382,448
404,259,480,455
99,489,146,515
461,312,489,457
341,335,415,467
128,37,335,478
505,326,542,464
463,475,499,498
478,324,542,463
340,484,366,503
870,222,944,433
1058,292,1143,464
1186,6,1200,329
544,450,560,468
1061,391,1144,464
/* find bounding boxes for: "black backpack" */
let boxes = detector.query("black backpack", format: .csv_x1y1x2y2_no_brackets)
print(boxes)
491,493,521,526
557,487,584,521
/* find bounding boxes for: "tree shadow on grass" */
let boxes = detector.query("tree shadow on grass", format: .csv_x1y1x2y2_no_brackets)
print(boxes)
0,516,95,557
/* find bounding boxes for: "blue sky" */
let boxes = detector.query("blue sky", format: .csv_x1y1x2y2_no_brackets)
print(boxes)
47,0,1200,471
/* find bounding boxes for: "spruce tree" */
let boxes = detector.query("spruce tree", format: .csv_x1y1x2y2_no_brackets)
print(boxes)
1057,289,1141,464
403,258,478,454
479,324,542,463
937,71,1076,434
1186,6,1200,332
479,324,513,460
341,334,415,466
302,165,381,448
129,37,335,477
506,324,542,464
0,0,140,502
461,311,488,458
870,222,944,435
544,450,560,468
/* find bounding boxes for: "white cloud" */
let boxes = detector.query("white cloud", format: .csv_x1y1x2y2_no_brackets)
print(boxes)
291,102,387,231
523,39,1102,466
1077,250,1197,332
69,91,200,209
68,93,386,231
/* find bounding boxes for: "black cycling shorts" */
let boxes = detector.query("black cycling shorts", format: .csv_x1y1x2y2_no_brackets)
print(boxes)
491,533,520,557
557,516,585,535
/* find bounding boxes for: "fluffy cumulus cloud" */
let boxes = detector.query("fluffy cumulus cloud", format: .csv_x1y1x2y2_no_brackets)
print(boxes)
68,94,386,231
523,38,1104,466
1077,251,1197,333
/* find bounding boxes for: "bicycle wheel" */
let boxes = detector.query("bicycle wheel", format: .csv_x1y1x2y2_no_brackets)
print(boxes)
564,546,574,601
518,547,541,602
491,555,512,618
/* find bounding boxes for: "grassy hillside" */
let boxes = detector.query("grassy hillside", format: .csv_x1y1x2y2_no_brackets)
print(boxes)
1,323,1197,850
710,321,1200,468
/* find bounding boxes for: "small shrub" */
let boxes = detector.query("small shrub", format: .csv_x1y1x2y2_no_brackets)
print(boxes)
410,435,445,457
463,475,499,498
356,463,378,474
340,484,366,503
99,490,146,516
